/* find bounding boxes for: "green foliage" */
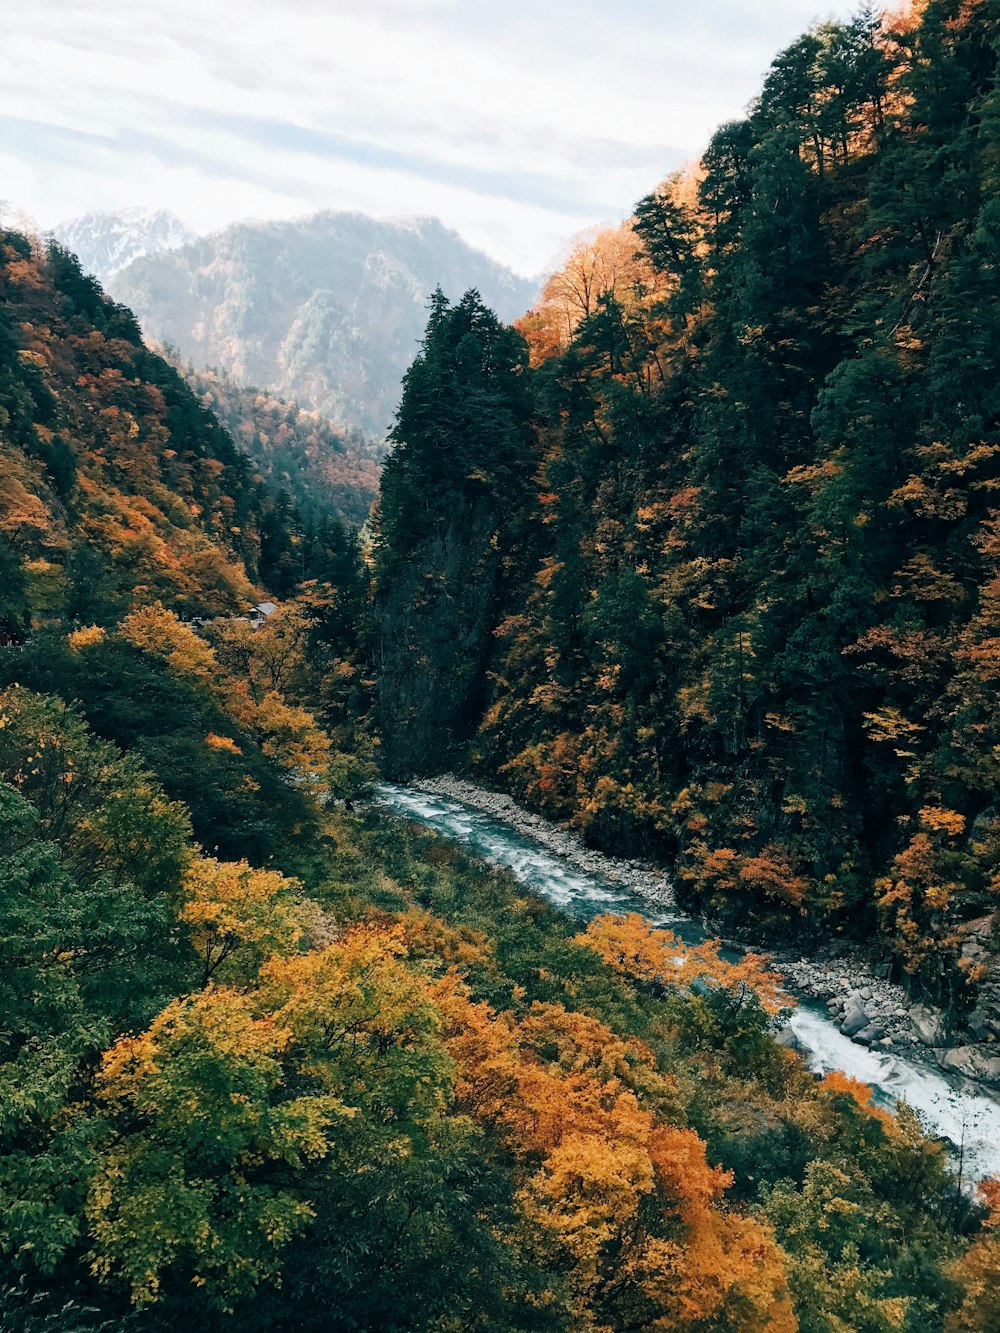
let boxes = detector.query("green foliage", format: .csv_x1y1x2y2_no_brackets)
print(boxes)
373,289,536,777
0,773,187,1280
370,1,1000,1021
376,288,534,565
183,363,381,528
0,636,319,869
0,5,996,1327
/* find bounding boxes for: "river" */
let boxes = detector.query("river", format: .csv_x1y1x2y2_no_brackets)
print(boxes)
377,782,1000,1183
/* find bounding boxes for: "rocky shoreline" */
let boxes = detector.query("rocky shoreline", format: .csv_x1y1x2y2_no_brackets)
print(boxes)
413,773,676,908
408,774,1000,1094
776,953,1000,1088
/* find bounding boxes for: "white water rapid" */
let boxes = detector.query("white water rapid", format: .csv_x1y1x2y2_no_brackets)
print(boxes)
377,783,1000,1182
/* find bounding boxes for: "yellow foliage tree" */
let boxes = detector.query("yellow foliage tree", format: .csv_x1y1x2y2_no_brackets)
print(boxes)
87,924,455,1313
207,605,311,704
251,689,331,794
519,223,654,363
947,1179,1000,1330
575,912,790,1016
179,856,317,986
119,601,221,695
88,988,342,1310
429,974,793,1328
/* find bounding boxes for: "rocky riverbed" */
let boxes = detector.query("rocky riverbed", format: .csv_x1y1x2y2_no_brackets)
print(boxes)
410,775,1000,1093
415,774,676,906
777,953,1000,1089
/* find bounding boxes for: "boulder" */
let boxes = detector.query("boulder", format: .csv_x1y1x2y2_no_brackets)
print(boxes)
938,1046,973,1074
908,1004,943,1046
840,1004,871,1038
774,1027,804,1053
966,1006,995,1042
938,1046,1000,1084
853,1024,886,1046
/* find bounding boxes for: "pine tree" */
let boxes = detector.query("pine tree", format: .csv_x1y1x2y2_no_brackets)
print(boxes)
373,290,535,776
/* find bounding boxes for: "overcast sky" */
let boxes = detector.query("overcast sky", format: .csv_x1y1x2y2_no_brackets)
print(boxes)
3,0,858,275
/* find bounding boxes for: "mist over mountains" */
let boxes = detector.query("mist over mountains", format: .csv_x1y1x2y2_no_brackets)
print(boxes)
106,210,539,438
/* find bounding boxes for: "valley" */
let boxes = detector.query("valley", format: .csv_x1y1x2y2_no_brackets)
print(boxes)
3,0,1000,1327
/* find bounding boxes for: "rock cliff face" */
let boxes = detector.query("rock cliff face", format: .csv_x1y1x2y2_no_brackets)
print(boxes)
959,915,1000,1043
375,497,503,779
52,208,195,284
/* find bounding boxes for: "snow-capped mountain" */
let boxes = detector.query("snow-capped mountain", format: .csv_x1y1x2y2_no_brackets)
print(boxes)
53,207,196,285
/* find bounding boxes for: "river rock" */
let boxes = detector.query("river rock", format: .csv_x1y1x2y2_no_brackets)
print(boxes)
909,1004,943,1046
853,1024,885,1046
840,1003,871,1038
774,1027,804,1053
938,1046,1000,1083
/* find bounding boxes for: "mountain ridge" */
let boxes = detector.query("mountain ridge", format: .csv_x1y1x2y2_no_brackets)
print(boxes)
109,209,540,437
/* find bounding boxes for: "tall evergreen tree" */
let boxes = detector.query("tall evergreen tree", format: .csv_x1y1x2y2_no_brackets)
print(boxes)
373,290,535,776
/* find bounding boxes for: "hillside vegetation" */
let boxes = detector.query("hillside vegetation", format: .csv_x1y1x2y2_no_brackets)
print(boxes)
0,228,265,624
374,0,1000,1025
0,610,990,1331
183,364,381,528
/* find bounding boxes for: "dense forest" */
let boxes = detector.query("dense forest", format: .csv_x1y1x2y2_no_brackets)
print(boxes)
0,230,261,626
374,0,1000,1032
182,365,382,528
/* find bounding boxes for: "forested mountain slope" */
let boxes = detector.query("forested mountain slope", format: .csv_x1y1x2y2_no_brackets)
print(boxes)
374,0,1000,1023
110,211,538,437
0,228,265,625
183,364,381,528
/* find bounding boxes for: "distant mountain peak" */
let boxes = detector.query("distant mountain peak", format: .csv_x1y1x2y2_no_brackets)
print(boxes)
53,207,197,285
109,209,540,438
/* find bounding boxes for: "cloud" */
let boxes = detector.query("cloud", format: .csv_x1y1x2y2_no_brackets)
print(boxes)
2,0,859,274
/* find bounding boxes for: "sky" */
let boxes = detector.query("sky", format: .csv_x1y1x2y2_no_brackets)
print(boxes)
2,0,859,276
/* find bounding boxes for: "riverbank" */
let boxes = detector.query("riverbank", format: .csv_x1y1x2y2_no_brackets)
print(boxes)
414,774,676,907
407,774,1000,1095
375,778,1000,1179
